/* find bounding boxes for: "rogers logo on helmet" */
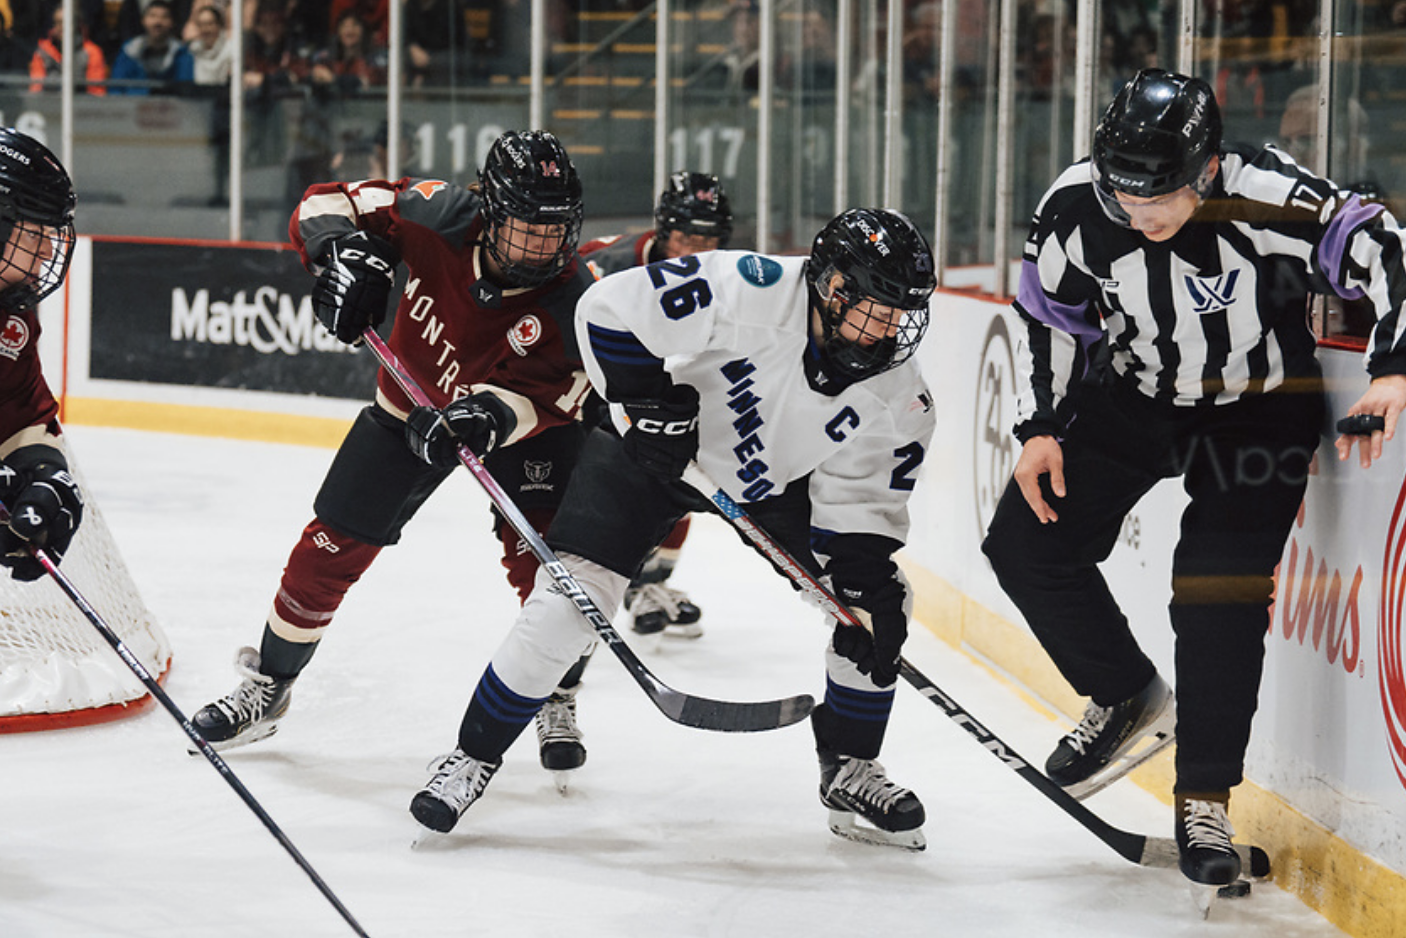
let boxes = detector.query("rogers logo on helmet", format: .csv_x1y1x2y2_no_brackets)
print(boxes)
0,144,31,165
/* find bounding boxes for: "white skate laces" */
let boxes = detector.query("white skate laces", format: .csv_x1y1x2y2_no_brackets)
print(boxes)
1064,701,1113,754
212,648,280,724
422,751,498,810
1181,798,1235,852
828,757,909,812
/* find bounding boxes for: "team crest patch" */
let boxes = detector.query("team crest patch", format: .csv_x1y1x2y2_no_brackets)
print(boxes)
508,315,543,356
737,254,783,287
408,179,449,200
0,315,29,361
524,460,552,484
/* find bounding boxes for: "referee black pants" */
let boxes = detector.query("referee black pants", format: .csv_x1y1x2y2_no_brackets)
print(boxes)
982,378,1323,791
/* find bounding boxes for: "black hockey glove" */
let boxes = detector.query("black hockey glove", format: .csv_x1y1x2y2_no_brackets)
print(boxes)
0,445,83,582
831,577,908,688
620,384,700,480
405,392,516,467
312,231,399,345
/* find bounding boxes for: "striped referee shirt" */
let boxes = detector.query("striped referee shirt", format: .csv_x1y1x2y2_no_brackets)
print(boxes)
1012,142,1406,441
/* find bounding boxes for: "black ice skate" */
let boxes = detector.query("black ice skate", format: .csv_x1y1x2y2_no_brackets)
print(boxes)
191,646,295,752
1176,790,1243,916
625,582,703,638
819,749,926,850
410,749,502,836
1045,673,1175,799
535,688,585,792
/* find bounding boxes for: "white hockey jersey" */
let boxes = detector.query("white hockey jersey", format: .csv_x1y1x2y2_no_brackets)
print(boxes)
577,250,935,545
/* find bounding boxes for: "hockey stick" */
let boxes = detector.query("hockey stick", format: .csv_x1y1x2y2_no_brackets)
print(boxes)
0,505,372,938
679,464,1271,876
359,327,813,733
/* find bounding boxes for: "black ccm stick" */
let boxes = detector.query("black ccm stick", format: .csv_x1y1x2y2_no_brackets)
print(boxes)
680,464,1270,875
361,327,813,733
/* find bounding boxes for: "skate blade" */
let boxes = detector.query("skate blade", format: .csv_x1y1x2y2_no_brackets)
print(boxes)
185,721,280,756
1191,882,1218,919
1065,720,1177,800
1188,877,1250,918
827,810,926,851
410,824,443,850
552,770,573,795
663,622,704,639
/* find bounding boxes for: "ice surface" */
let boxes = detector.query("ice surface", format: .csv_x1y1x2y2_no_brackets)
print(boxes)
0,426,1347,938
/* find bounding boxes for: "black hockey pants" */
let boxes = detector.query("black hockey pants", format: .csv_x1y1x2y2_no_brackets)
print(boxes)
981,378,1323,791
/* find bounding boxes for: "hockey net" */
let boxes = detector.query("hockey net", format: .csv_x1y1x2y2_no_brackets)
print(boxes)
0,457,171,732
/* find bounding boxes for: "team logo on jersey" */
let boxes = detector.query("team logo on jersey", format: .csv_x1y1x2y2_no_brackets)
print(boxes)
524,460,552,484
474,281,502,308
737,254,783,287
1184,269,1240,315
0,314,29,361
508,314,543,356
408,179,449,200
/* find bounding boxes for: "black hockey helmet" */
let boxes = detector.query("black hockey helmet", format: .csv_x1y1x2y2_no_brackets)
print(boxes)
478,130,584,288
805,208,934,381
655,171,733,248
1091,68,1222,225
0,127,76,309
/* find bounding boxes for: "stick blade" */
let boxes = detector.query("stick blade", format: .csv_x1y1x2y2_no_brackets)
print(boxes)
657,691,815,732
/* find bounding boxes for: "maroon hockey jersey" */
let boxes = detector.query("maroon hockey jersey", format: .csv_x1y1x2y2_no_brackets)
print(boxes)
0,307,61,451
579,230,655,280
290,177,596,444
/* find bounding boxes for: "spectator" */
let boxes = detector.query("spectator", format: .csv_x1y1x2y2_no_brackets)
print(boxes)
186,3,230,85
108,0,194,94
309,8,384,94
0,5,38,78
188,3,232,206
327,0,383,43
403,0,464,89
243,1,307,95
30,5,109,95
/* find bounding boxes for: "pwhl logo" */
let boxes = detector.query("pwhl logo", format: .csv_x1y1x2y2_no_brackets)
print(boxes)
1378,474,1406,789
1184,269,1240,315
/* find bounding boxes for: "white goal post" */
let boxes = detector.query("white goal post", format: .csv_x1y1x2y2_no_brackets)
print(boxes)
0,456,171,731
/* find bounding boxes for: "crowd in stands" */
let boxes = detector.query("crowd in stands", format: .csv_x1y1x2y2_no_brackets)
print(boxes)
8,0,393,96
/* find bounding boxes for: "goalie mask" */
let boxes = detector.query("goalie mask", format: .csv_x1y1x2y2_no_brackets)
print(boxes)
655,171,733,248
0,128,75,310
805,208,934,381
478,130,584,289
1091,68,1222,227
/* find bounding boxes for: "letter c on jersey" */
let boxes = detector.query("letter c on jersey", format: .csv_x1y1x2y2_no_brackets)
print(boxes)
825,407,861,441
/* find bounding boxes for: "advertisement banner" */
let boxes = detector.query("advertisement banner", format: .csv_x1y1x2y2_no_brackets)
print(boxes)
88,240,379,400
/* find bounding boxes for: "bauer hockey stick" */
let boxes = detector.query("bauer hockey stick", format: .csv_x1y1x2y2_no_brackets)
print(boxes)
0,504,372,938
359,327,813,733
679,464,1271,876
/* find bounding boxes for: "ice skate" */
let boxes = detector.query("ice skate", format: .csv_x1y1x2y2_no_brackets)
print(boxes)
1045,673,1175,799
535,688,585,793
410,749,501,836
625,581,703,639
818,749,926,851
190,647,295,753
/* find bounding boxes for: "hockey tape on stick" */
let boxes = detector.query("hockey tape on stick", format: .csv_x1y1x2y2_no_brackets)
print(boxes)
680,464,1271,877
0,502,373,938
359,327,812,733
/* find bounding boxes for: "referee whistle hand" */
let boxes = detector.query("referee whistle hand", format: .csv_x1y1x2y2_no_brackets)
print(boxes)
1015,435,1064,524
1335,375,1406,470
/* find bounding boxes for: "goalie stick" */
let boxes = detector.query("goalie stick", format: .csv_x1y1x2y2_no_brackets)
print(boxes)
679,464,1271,876
359,327,813,733
0,504,372,938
